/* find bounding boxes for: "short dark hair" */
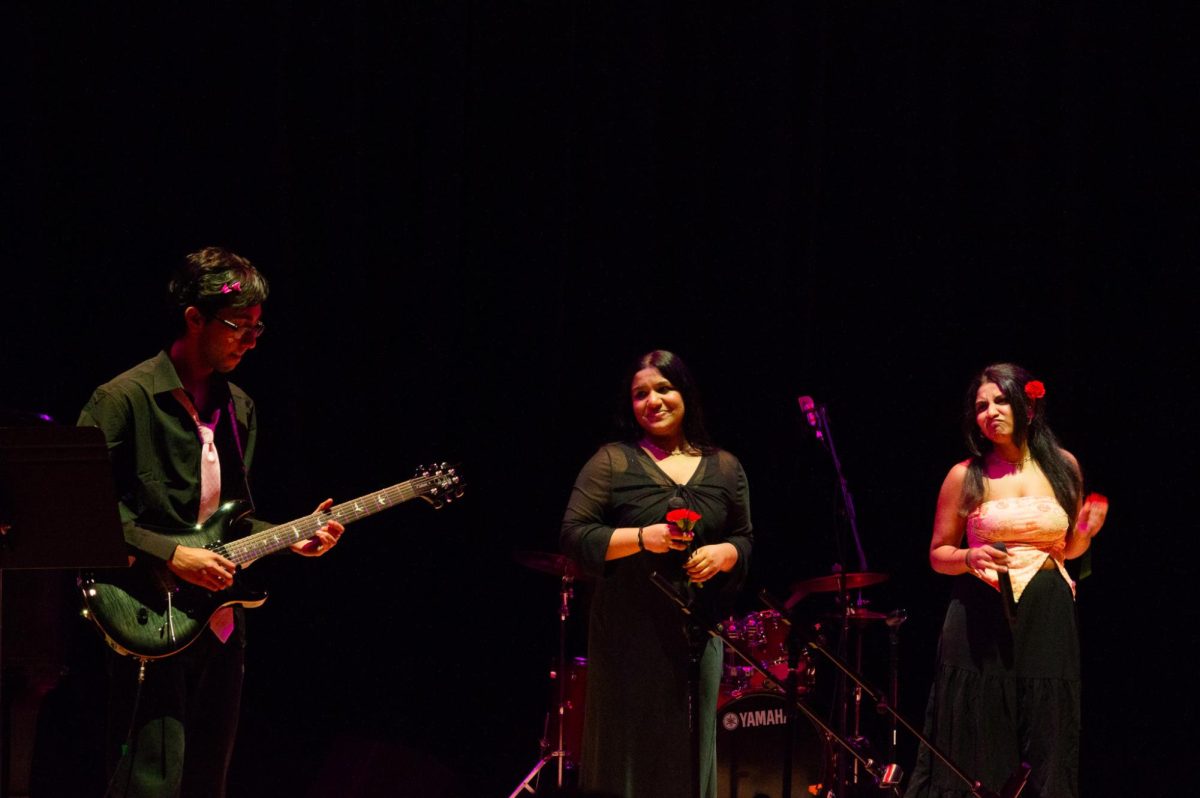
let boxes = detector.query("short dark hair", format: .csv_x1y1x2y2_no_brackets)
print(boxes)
616,349,716,452
167,247,269,331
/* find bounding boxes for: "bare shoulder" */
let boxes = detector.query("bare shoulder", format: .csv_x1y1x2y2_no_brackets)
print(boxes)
939,459,971,493
930,459,972,546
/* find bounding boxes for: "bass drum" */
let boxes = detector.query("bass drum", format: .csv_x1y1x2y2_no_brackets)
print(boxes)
716,691,829,798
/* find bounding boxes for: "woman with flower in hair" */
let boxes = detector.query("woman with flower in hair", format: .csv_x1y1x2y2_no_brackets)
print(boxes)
561,349,753,798
905,363,1109,798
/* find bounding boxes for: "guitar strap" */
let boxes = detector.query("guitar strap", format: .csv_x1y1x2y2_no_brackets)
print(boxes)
171,388,236,643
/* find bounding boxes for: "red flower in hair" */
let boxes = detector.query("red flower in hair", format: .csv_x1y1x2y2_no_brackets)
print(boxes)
1024,380,1046,400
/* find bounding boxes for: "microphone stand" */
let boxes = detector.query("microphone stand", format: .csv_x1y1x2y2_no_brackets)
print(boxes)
686,601,704,798
810,402,867,574
810,402,871,796
650,573,903,798
757,591,1032,798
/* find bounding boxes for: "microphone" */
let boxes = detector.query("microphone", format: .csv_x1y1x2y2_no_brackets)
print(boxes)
991,541,1017,628
797,396,824,441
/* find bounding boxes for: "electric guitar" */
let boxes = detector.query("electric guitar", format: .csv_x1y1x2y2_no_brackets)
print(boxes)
79,463,463,659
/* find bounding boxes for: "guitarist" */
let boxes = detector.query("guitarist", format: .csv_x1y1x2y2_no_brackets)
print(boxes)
78,247,344,797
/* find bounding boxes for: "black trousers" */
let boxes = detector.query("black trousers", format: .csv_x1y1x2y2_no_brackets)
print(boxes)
106,621,245,798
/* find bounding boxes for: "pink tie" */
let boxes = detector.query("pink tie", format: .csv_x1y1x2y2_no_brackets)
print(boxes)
196,422,221,523
172,389,235,642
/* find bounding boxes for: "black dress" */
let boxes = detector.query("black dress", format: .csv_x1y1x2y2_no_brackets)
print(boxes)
561,442,753,798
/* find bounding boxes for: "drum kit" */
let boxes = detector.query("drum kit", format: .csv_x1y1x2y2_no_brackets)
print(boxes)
715,570,903,798
506,549,906,798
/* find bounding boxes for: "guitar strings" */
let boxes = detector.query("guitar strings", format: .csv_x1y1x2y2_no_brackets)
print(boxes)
219,474,452,564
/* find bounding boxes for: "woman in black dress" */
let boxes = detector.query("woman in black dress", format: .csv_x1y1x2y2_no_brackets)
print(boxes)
561,350,753,798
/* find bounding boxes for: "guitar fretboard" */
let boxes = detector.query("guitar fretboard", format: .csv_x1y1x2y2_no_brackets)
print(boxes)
217,475,444,564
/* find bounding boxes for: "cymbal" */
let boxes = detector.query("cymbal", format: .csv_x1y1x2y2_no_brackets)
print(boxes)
790,571,889,594
513,550,580,578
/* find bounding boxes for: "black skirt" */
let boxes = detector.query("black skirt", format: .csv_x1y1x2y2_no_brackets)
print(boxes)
904,570,1080,798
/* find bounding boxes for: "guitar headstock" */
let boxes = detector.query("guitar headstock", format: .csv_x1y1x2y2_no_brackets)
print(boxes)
414,463,465,509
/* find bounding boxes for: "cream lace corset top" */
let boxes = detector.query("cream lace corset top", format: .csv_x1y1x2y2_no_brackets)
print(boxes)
966,495,1074,602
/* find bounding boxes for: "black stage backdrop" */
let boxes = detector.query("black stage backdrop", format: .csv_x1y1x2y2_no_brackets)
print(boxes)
3,4,1195,796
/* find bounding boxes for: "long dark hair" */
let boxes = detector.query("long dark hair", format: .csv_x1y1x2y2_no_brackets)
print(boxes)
616,349,717,453
960,363,1082,529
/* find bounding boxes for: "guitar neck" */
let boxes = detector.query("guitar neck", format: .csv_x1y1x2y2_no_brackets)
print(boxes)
219,476,437,565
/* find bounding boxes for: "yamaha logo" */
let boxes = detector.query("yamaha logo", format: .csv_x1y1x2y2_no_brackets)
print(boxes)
721,706,787,730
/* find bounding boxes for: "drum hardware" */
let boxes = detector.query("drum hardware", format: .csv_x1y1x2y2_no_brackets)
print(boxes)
508,551,587,797
884,609,908,764
790,569,892,796
719,609,817,702
757,590,1032,798
649,571,903,798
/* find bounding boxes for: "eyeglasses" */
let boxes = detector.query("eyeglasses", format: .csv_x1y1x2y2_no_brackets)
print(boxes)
213,317,266,340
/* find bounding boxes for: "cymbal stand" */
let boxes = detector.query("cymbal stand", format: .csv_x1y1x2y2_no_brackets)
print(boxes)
885,609,907,765
834,578,884,795
759,591,1032,798
650,573,903,798
780,598,810,798
507,570,575,798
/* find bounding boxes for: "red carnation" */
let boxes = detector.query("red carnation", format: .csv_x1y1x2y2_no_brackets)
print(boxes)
666,508,702,542
1024,380,1046,400
666,508,701,527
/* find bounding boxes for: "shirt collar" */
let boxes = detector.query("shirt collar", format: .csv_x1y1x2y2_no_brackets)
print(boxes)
148,350,231,405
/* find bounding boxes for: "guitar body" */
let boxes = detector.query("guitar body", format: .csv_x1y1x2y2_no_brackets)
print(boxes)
79,500,266,660
79,464,464,659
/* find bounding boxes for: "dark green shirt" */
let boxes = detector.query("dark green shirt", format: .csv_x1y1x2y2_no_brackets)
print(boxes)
78,351,263,562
